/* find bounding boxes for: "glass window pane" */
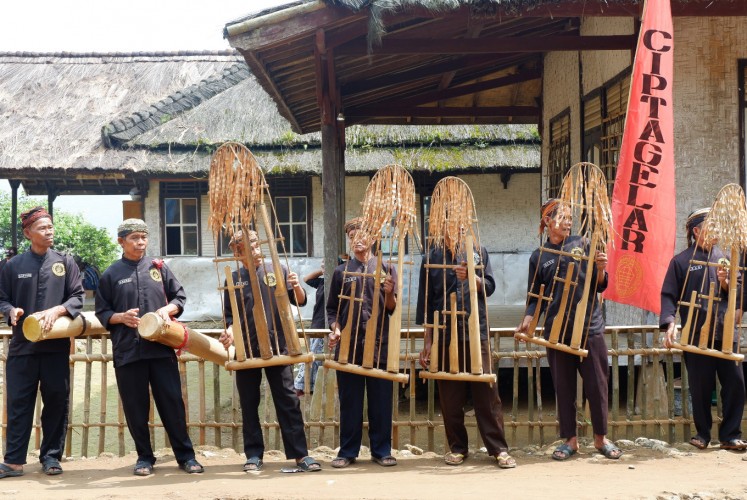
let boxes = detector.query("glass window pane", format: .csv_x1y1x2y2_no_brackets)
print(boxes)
292,197,306,222
183,226,198,255
165,199,180,225
166,226,181,255
292,224,307,255
277,224,290,254
275,197,290,223
220,231,232,256
182,199,197,224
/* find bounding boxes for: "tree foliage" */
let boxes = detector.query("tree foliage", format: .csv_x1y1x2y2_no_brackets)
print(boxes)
0,193,119,271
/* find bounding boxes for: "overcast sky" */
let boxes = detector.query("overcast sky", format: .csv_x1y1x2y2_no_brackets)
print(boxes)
0,0,289,237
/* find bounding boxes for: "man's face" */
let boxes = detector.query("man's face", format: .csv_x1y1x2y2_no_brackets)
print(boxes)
546,207,572,240
24,217,54,250
231,231,262,262
119,232,148,260
347,229,369,253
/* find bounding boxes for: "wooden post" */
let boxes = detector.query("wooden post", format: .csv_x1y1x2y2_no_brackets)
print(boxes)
9,180,20,249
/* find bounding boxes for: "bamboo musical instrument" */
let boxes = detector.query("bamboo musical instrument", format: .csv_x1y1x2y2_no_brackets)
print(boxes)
670,183,747,362
337,281,358,365
138,312,229,366
419,176,496,384
362,251,384,369
516,162,611,358
678,290,699,345
23,311,106,342
257,202,303,356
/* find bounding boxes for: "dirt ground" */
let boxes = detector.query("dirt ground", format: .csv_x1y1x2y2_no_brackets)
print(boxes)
3,439,747,500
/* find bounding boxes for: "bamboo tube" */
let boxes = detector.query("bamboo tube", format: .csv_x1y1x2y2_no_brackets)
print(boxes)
448,292,458,374
98,338,108,455
549,261,576,343
678,291,699,345
224,266,247,362
569,232,599,350
257,203,302,356
362,251,383,369
138,312,229,366
465,235,482,375
228,353,314,370
721,246,739,354
429,311,440,374
324,359,409,383
386,234,406,373
82,336,92,456
671,342,744,362
420,371,496,384
697,282,717,350
337,281,357,364
237,249,273,360
23,311,106,342
526,284,546,337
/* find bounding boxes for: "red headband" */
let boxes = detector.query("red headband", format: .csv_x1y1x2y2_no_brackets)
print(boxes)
538,199,559,235
21,207,52,230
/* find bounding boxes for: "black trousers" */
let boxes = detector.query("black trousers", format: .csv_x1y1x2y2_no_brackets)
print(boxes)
235,365,308,460
114,357,195,465
437,340,508,456
336,370,393,460
546,334,609,439
684,351,745,442
4,353,69,465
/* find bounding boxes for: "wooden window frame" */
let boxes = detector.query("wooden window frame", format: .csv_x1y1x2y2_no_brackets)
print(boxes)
547,108,571,199
159,181,207,256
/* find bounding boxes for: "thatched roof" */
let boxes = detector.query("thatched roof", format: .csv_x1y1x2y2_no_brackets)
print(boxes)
0,51,539,194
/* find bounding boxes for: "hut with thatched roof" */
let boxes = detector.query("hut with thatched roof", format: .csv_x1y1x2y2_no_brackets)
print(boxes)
0,51,540,321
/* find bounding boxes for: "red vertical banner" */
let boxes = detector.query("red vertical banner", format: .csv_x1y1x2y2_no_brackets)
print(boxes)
604,0,675,314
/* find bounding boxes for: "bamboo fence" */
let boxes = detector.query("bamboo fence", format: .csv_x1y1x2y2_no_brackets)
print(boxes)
0,326,742,457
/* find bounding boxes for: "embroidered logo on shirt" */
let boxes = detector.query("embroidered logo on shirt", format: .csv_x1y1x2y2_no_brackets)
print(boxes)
718,257,730,269
543,258,556,269
343,276,356,284
263,272,277,287
689,265,703,272
118,278,133,285
570,247,584,261
17,273,32,279
52,262,66,277
150,268,162,282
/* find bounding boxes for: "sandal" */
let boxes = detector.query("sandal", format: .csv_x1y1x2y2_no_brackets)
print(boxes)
243,456,263,472
179,458,204,474
720,439,747,451
596,442,623,459
444,452,465,466
689,436,708,450
295,456,322,472
133,460,153,476
0,463,24,479
371,455,397,467
495,452,517,469
330,457,355,469
551,443,577,461
41,458,63,476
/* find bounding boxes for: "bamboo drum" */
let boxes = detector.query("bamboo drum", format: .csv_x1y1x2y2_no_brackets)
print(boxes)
138,312,229,366
23,311,106,342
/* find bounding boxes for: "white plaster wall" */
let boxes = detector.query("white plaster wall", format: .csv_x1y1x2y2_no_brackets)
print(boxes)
143,180,160,257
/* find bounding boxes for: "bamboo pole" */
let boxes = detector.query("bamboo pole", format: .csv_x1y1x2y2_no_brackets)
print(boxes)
98,338,108,456
82,336,93,456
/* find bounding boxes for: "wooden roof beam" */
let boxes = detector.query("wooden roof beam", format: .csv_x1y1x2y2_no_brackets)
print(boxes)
338,35,636,55
346,105,540,121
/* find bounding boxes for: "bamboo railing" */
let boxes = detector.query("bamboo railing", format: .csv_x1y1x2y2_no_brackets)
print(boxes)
0,325,742,457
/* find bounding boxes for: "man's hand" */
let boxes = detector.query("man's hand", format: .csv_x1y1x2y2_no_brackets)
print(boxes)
328,325,341,349
288,271,301,289
663,322,676,349
595,251,608,272
155,306,173,323
218,328,234,349
514,314,533,340
419,329,433,370
717,265,729,291
8,307,24,326
383,274,394,294
455,262,468,281
117,308,141,328
34,305,66,332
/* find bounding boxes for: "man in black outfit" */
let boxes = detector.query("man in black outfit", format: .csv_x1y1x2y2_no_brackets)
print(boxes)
661,208,746,450
0,207,84,479
218,230,320,472
95,219,203,476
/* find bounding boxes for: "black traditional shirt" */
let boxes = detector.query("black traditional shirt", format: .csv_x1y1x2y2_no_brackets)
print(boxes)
95,257,186,368
660,245,738,346
0,249,84,356
224,262,307,357
326,255,397,366
415,246,495,342
525,235,607,342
